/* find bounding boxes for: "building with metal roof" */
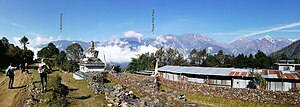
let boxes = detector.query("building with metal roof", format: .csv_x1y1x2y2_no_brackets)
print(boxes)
158,66,300,91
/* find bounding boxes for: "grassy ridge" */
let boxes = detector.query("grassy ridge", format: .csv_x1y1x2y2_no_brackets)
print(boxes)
30,70,108,107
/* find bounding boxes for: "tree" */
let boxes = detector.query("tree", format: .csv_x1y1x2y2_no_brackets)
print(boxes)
164,48,187,66
0,38,33,68
127,52,156,71
215,50,226,66
62,60,79,72
66,43,83,62
254,51,273,69
37,43,61,68
37,43,59,59
57,51,66,68
202,55,218,67
247,54,255,69
155,47,165,67
197,49,207,66
1,37,9,43
232,54,247,68
279,53,288,60
19,36,29,50
188,48,198,66
254,72,267,90
22,49,34,64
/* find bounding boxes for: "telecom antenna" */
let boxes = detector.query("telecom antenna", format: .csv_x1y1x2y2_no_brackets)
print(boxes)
60,13,63,32
152,9,155,35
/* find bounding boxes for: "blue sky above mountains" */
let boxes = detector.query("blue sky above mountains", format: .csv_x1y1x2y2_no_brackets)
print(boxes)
1,0,300,46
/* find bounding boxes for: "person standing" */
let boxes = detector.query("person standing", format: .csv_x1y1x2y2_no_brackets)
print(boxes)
6,63,17,89
19,63,23,73
38,59,48,92
22,63,30,82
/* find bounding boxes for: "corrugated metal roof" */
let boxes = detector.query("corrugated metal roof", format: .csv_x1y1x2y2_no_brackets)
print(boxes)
158,66,300,80
284,73,295,79
228,72,235,76
158,66,242,76
269,70,277,74
234,72,240,76
261,70,300,80
240,72,248,76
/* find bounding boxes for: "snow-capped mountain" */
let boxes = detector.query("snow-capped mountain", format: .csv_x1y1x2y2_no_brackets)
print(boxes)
35,34,294,64
97,33,228,56
229,35,292,55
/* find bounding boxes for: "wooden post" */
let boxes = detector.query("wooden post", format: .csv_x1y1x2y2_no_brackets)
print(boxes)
231,78,234,88
282,79,284,91
206,75,209,85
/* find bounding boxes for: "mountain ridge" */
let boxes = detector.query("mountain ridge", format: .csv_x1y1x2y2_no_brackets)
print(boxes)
35,33,295,63
271,39,300,59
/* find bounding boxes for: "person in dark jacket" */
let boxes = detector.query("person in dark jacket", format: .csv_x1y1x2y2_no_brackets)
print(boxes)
6,63,17,89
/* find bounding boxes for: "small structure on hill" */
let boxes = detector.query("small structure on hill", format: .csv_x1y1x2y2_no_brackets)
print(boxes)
73,40,106,80
275,59,300,71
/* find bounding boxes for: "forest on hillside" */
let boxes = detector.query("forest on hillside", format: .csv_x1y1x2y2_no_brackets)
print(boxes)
0,37,34,68
127,47,296,72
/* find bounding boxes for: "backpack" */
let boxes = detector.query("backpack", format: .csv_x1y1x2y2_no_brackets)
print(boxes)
38,65,48,73
5,67,11,76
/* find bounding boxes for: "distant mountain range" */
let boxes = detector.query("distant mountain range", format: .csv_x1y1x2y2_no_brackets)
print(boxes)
229,35,293,55
271,39,300,59
35,33,295,63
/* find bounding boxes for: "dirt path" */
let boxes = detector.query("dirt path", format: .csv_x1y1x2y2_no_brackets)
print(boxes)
0,71,31,107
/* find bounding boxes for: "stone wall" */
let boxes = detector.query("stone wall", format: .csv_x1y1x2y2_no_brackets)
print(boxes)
107,72,300,106
107,73,197,106
159,77,300,105
86,72,106,94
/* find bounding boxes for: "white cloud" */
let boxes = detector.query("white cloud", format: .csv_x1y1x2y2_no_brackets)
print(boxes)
241,22,300,37
123,30,143,39
0,17,25,28
25,32,62,48
95,45,157,63
111,38,128,45
12,32,62,59
11,22,25,28
278,29,300,32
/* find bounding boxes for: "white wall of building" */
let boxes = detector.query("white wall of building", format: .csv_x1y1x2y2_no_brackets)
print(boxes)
279,65,295,71
267,82,292,91
233,79,250,88
80,66,105,72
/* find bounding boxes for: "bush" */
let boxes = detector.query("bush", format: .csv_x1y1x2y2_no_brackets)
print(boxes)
62,60,79,72
48,75,69,107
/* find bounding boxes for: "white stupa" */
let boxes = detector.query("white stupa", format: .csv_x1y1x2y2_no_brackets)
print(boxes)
73,40,106,80
79,40,106,72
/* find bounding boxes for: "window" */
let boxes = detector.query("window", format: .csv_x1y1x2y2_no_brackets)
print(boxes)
283,66,290,71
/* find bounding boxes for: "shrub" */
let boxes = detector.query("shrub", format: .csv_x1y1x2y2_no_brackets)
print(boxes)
48,75,69,107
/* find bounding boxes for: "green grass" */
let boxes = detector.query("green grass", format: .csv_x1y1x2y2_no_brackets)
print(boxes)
29,69,108,107
159,84,290,107
103,80,117,87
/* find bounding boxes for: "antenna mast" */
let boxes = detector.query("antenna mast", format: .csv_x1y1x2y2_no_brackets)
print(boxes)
60,13,63,32
152,9,155,35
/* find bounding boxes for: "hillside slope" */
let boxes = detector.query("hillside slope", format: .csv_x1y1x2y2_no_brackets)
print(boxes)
271,39,300,59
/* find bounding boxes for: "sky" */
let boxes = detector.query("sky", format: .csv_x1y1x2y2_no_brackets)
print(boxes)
1,0,300,46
